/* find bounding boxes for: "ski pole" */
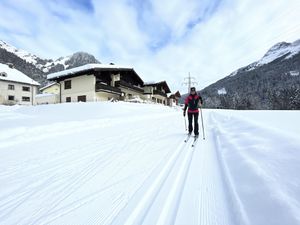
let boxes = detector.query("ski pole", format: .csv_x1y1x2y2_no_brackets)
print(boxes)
199,107,205,140
184,114,187,131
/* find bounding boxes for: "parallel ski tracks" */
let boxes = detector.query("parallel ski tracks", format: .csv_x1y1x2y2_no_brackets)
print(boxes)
118,136,196,225
117,128,236,225
0,119,174,225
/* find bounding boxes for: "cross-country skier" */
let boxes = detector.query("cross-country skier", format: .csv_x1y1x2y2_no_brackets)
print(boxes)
183,87,203,137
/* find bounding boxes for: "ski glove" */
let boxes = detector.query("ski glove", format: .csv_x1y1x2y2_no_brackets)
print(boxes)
183,110,186,117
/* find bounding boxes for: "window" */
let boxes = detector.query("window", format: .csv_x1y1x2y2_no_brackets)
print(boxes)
0,72,7,77
66,97,71,102
22,96,30,102
8,84,14,90
22,86,30,92
77,95,86,102
64,80,72,89
8,95,14,101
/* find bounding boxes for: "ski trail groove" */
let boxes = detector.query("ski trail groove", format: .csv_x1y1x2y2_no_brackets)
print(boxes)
42,124,175,225
123,139,187,225
156,142,195,225
173,113,235,225
210,113,250,225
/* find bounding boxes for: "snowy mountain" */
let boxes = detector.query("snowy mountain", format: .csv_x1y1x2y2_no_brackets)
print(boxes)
227,39,300,76
196,39,300,110
257,39,300,65
0,40,100,86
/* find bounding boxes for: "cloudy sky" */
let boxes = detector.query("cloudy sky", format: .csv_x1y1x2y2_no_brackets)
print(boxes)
0,0,300,93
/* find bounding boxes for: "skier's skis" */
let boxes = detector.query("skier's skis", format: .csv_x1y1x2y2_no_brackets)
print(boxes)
184,134,191,143
192,136,199,147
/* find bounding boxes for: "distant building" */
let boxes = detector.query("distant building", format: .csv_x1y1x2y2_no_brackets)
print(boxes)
0,63,40,105
36,82,60,105
39,82,60,94
47,64,145,103
143,81,171,105
168,91,181,106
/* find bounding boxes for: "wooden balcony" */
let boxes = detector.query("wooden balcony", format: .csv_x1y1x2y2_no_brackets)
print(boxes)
153,89,167,97
95,83,122,94
115,80,144,93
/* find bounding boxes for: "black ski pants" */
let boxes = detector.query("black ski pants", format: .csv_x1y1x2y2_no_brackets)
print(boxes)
188,112,199,135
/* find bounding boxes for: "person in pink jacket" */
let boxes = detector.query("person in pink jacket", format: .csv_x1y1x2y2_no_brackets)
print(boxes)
183,87,203,136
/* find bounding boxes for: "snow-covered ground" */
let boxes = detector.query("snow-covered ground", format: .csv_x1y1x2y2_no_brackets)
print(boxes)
0,102,300,225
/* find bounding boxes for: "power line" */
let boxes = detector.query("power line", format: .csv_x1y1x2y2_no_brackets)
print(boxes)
182,72,198,93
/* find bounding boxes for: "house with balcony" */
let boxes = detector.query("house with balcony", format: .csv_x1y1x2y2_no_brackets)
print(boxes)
47,63,145,103
168,91,181,106
0,63,40,105
143,81,171,105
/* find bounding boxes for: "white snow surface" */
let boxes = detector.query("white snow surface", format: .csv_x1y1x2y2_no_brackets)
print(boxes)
0,63,40,85
289,71,299,76
47,64,133,80
35,93,57,98
218,88,227,95
44,56,71,71
0,102,300,225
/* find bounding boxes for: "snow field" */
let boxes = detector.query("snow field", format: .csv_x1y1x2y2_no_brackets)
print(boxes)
210,111,300,225
0,103,184,224
0,103,300,225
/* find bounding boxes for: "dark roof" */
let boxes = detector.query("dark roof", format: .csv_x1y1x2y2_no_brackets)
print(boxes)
174,91,181,97
47,63,144,84
169,91,181,99
143,81,171,93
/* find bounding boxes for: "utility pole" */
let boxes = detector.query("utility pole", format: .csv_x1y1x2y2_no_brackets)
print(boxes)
182,72,198,93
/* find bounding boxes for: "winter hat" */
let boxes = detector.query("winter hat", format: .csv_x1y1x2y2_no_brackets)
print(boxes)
190,87,196,92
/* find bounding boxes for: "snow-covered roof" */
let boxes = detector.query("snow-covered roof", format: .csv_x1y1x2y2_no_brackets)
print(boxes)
144,81,171,93
143,81,157,85
47,63,134,80
36,93,57,98
144,81,167,86
0,63,40,85
39,82,58,91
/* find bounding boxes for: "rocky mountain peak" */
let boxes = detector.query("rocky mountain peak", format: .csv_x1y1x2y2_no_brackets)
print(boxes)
265,41,290,53
65,52,100,69
259,39,300,65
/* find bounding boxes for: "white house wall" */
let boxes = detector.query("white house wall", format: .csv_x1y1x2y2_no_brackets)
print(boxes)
119,87,145,101
95,92,119,101
36,94,59,105
153,94,167,104
60,75,96,103
41,84,60,94
0,80,38,105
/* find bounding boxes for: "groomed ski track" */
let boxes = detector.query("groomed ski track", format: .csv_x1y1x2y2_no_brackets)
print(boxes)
1,103,299,225
112,113,236,225
0,104,239,225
